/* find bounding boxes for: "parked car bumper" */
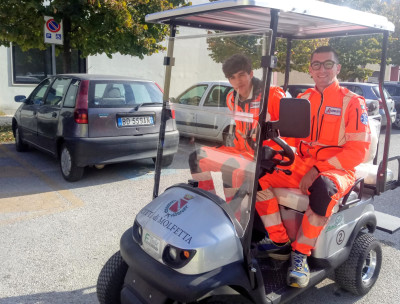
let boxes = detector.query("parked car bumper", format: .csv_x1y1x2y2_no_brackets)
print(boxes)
65,130,179,167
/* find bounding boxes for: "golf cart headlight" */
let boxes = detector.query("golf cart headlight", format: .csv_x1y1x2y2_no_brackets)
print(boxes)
132,220,143,245
162,244,196,269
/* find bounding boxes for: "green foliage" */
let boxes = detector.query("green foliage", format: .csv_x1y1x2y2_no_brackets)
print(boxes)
275,39,329,74
206,0,399,81
0,0,190,70
206,34,263,70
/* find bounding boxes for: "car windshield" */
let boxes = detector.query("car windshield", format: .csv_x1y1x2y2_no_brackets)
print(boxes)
88,80,163,108
159,29,272,236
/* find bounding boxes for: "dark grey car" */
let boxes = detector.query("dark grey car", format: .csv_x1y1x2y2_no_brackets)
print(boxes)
12,74,179,181
340,82,396,128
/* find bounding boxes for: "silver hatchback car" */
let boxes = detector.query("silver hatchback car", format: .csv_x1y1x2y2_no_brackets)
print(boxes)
12,74,179,181
170,81,234,145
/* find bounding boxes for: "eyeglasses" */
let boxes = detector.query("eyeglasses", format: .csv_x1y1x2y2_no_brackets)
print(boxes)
310,60,336,70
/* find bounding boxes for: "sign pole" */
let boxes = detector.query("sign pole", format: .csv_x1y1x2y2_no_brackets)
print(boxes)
44,16,63,75
52,44,56,75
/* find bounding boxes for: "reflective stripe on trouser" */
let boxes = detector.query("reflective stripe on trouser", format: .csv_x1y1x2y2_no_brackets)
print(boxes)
292,207,329,256
256,189,289,243
257,155,355,255
189,146,253,192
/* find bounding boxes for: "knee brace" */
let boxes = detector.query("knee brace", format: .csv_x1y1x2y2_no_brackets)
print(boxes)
308,175,338,216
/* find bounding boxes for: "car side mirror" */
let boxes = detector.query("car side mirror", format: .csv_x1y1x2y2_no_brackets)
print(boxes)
274,98,311,138
14,95,27,103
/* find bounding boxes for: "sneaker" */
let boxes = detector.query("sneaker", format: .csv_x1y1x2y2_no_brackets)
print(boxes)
257,235,291,260
287,251,310,288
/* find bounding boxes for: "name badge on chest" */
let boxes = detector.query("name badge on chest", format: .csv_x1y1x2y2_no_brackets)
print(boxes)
325,106,342,116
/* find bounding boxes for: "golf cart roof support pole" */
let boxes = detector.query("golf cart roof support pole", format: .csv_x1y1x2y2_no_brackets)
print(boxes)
283,38,292,93
153,24,176,199
377,30,390,194
243,8,280,293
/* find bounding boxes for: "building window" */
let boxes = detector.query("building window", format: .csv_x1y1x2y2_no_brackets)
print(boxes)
11,45,86,84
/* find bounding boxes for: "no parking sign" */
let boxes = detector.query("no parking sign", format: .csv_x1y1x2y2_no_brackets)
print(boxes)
44,16,63,45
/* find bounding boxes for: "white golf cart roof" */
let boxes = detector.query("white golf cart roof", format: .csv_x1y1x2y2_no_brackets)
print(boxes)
146,0,394,38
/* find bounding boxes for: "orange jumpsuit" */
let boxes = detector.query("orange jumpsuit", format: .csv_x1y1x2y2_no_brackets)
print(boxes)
256,81,371,255
189,78,286,202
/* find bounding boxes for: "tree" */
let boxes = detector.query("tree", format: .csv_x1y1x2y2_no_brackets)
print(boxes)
0,0,190,72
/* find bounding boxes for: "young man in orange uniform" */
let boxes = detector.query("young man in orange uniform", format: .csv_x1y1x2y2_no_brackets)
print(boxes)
189,54,286,203
256,46,371,288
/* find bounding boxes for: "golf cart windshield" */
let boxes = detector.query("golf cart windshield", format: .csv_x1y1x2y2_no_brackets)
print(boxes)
159,30,273,235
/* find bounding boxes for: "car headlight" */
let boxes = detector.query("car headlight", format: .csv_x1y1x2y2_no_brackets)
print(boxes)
162,244,196,268
132,220,143,245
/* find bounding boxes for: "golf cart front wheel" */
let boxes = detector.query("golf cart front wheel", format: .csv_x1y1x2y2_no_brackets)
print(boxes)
335,233,382,295
97,251,128,304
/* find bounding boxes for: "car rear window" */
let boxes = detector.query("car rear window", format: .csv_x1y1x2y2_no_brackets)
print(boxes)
88,80,163,108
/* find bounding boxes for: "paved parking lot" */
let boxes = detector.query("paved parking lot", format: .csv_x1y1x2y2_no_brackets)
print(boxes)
0,133,400,303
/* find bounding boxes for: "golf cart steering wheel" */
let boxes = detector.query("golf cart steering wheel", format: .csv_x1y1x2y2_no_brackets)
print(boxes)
246,128,295,167
268,137,295,167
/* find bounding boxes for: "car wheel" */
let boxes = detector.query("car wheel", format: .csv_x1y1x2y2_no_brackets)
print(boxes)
153,154,174,167
15,126,28,152
335,233,382,296
97,251,128,304
392,113,400,129
60,144,84,182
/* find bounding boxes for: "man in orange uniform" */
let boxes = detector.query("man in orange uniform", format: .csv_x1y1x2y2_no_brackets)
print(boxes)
189,54,286,202
256,46,371,288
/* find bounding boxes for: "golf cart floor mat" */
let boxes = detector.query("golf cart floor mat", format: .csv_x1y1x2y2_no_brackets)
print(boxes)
257,257,328,303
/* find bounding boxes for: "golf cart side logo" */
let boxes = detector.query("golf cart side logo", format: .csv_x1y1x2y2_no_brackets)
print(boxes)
325,214,344,232
164,194,194,217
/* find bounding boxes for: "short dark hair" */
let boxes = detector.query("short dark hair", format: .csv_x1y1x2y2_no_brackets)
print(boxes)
222,54,252,78
311,46,339,63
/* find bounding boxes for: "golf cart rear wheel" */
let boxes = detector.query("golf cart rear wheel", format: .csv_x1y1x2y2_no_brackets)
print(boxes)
335,232,382,295
97,251,128,304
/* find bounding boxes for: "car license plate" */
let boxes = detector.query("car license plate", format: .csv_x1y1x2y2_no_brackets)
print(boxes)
143,232,161,255
117,116,154,127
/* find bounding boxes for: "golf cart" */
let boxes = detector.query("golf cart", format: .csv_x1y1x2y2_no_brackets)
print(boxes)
97,1,400,303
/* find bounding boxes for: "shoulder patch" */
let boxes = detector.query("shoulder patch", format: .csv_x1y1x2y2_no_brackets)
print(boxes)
360,113,368,125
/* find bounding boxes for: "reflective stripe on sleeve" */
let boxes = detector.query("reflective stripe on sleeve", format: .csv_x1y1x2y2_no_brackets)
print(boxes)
345,131,371,143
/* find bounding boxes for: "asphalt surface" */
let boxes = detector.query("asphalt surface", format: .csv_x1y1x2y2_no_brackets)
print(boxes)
0,131,400,304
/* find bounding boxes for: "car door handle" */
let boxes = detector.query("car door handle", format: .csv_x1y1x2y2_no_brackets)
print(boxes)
52,112,57,118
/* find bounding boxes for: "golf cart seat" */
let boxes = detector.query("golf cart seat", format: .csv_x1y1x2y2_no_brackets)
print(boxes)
273,117,394,213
